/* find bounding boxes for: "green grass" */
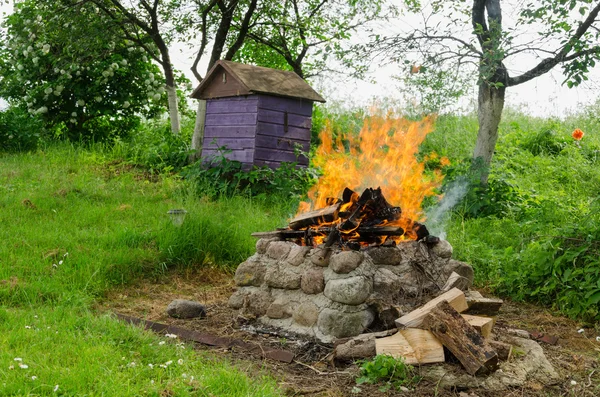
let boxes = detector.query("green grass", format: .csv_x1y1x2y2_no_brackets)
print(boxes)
0,143,287,396
0,306,280,396
426,105,600,322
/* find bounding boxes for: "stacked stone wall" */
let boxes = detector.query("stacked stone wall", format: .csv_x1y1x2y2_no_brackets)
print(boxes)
229,238,473,342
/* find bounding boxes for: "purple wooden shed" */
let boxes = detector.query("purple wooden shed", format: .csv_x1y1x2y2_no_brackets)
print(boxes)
190,60,325,168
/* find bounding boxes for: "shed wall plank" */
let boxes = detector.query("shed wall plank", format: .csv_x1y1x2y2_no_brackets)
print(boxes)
205,113,258,126
207,100,258,114
254,148,309,164
257,109,312,129
257,95,313,116
204,126,257,138
255,135,310,152
204,137,255,150
256,122,311,141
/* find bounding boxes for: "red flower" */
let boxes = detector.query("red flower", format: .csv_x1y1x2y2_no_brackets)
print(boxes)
572,129,585,140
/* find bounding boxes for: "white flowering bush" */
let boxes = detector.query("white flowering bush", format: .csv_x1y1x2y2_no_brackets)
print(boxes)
0,0,168,141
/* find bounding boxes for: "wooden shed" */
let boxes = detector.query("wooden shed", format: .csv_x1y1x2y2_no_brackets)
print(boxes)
190,60,325,168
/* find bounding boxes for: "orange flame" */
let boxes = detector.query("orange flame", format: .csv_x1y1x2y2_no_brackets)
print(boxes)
299,113,443,230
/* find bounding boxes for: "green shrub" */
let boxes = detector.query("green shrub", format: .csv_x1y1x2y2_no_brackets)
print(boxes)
110,118,193,174
521,124,568,156
183,149,319,200
0,106,44,151
356,355,420,392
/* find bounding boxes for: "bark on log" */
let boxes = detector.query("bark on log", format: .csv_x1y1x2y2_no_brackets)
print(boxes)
395,288,468,329
422,300,499,375
465,295,503,316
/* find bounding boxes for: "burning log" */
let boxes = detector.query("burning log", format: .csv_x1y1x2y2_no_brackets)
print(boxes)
255,186,428,249
288,203,341,230
251,226,405,240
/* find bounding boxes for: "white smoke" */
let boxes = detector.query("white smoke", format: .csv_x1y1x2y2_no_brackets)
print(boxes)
425,178,470,239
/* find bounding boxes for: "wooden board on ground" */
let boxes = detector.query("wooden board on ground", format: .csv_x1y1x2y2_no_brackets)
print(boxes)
462,314,494,338
375,328,444,365
465,293,503,316
395,288,468,329
422,300,498,375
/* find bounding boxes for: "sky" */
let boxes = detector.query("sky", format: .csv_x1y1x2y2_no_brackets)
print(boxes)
1,1,599,117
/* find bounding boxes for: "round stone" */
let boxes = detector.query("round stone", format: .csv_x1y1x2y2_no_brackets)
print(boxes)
301,267,325,294
264,264,302,289
285,245,311,266
256,238,278,254
228,289,247,309
234,260,267,287
330,251,363,274
324,276,372,305
293,302,319,326
365,246,403,266
266,299,292,319
241,289,272,317
166,299,206,319
431,239,453,258
266,241,293,260
317,308,374,339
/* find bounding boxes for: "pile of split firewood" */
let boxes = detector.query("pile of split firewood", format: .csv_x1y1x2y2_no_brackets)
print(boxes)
335,288,509,376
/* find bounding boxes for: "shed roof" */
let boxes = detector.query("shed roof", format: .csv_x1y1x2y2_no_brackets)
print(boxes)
190,60,326,103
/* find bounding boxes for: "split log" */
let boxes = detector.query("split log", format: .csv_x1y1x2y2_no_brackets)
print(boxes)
375,328,444,365
288,203,340,230
489,340,513,361
461,314,494,338
422,300,499,375
465,292,503,316
395,288,468,329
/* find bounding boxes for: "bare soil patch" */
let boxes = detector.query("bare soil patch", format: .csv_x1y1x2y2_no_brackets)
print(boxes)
98,269,600,396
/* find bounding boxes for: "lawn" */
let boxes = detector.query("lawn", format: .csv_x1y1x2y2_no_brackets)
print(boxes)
2,104,600,395
0,144,287,396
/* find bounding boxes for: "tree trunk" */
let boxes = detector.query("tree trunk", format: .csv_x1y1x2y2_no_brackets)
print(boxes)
473,81,505,185
190,99,207,162
165,85,181,135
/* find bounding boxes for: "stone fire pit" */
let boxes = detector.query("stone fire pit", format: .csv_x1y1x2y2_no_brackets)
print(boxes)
229,237,474,343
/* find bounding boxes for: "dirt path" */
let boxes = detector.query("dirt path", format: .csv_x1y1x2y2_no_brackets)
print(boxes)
98,269,600,396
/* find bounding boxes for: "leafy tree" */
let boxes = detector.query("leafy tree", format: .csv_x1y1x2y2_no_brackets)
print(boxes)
367,0,600,184
85,0,187,135
0,1,165,141
241,0,388,79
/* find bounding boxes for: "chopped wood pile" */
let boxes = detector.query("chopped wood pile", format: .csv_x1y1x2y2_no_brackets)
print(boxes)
337,288,507,376
252,187,431,248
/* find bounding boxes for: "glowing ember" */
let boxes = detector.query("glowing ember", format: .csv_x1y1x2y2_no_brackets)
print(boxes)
297,112,446,242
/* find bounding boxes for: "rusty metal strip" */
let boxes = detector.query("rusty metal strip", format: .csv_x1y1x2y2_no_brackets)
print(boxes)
114,313,295,363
